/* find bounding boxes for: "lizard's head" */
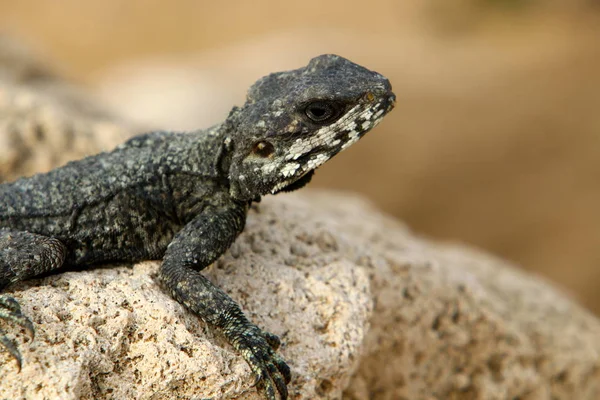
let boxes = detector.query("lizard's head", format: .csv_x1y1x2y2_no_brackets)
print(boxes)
226,54,395,201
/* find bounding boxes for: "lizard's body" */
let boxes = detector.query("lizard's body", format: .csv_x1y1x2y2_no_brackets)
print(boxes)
0,54,394,399
1,130,227,266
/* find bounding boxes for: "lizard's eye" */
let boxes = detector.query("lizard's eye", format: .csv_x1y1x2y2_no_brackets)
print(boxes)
304,101,342,124
252,141,275,158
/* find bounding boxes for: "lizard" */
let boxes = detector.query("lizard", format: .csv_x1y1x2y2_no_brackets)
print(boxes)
0,54,395,400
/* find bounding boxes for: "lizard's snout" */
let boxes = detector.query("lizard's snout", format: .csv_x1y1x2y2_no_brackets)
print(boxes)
386,92,396,111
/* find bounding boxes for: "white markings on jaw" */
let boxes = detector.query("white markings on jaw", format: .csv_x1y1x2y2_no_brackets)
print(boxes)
341,134,360,150
372,116,384,127
281,162,300,177
261,163,277,174
288,138,308,161
305,153,330,171
273,102,387,192
271,178,295,194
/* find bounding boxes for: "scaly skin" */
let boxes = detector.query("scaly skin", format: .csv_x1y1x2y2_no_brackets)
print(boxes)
0,54,395,399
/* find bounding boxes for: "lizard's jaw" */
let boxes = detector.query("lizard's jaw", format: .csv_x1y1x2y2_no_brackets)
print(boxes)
271,177,297,194
271,170,314,194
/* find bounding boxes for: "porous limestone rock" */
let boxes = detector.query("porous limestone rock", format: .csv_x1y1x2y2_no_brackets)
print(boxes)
0,192,599,399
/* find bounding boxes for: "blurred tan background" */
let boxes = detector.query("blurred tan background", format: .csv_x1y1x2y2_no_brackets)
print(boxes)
1,1,599,313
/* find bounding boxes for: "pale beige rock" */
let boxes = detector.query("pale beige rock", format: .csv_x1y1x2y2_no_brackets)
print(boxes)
0,37,137,183
0,192,599,399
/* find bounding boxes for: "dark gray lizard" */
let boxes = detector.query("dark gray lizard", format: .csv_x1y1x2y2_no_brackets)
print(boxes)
0,54,395,399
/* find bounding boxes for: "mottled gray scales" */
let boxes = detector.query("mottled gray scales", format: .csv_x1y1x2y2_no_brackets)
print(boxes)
0,54,395,400
0,230,67,288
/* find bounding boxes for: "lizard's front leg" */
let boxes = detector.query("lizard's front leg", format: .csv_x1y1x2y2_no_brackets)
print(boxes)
0,229,67,368
158,205,291,400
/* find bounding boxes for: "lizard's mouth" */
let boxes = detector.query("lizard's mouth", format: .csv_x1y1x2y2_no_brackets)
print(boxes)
271,170,314,194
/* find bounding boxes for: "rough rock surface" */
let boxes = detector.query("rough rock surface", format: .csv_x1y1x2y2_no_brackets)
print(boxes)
0,192,599,399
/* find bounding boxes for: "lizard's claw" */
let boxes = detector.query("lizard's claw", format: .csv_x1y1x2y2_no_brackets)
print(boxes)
0,295,35,370
232,326,291,400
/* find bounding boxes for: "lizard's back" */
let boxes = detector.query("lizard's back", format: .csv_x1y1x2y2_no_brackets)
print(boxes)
0,129,224,265
1,130,225,217
1,132,169,218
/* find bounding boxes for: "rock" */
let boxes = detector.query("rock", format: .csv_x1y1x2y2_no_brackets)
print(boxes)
0,37,137,183
0,192,599,399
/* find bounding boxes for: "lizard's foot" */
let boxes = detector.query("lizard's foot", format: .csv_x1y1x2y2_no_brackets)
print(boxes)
0,295,34,370
232,325,291,400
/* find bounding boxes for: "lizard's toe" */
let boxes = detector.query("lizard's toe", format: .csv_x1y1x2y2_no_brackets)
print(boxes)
273,352,291,384
0,327,23,371
268,352,291,397
260,331,291,383
0,295,34,369
251,351,289,400
0,296,22,313
235,326,290,400
0,295,35,338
